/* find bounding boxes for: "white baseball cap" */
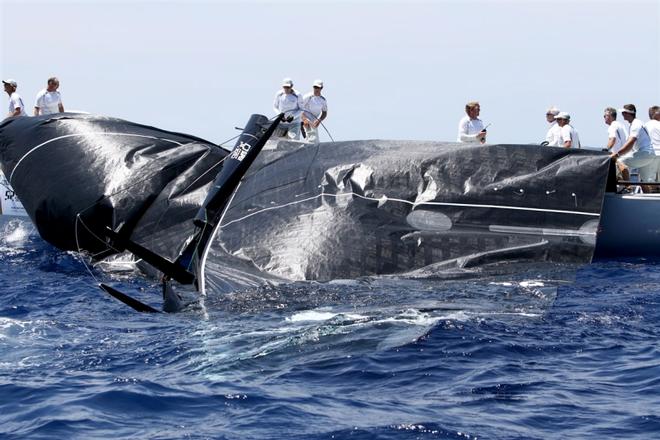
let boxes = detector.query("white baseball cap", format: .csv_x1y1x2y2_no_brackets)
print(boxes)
2,79,17,87
282,78,293,87
619,107,635,114
555,111,571,120
313,79,324,88
546,107,560,116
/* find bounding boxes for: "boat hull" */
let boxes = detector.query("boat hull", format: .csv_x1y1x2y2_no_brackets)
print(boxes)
595,193,660,258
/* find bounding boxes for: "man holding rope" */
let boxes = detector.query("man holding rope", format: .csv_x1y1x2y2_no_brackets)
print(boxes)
301,79,328,144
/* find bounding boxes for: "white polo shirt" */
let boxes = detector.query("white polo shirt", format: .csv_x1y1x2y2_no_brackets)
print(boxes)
301,93,327,121
626,118,654,154
273,89,302,119
545,122,561,146
457,115,484,143
559,124,580,148
7,92,27,116
35,89,63,115
645,119,660,154
607,120,628,153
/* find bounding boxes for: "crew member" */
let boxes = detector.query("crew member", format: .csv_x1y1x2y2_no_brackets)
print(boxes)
301,79,328,144
273,78,303,140
555,112,580,148
457,101,486,143
611,104,656,193
544,106,561,146
603,107,628,153
34,76,65,116
3,79,27,118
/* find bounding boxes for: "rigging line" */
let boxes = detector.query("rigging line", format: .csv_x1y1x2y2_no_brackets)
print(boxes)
301,109,335,142
74,214,101,284
220,191,600,229
217,133,241,148
75,213,124,252
319,120,335,143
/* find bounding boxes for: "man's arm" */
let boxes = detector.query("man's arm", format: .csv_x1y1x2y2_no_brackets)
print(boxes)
58,102,64,112
458,119,483,142
313,110,327,127
300,96,311,126
613,121,640,158
606,125,616,149
34,93,43,116
560,126,571,148
613,136,636,158
11,107,21,117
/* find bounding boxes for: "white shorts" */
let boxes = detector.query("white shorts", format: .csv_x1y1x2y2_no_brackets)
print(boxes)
650,155,660,181
619,150,657,181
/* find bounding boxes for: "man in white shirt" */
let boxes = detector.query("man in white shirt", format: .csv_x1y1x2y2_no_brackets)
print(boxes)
34,77,65,116
612,104,656,193
555,112,580,148
603,107,628,153
3,79,27,118
273,78,303,140
544,106,561,146
457,101,486,143
645,105,660,185
301,79,328,144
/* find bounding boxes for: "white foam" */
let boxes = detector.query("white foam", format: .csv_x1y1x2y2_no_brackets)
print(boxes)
1,219,32,246
0,317,54,340
520,280,545,288
287,310,367,323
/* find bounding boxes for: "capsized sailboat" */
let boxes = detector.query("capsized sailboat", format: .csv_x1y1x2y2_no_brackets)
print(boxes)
1,113,623,312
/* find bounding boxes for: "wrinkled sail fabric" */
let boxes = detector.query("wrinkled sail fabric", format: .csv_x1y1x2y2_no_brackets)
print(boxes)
203,140,612,293
0,113,227,260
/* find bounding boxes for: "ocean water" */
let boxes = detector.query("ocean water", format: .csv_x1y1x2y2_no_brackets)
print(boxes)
1,216,659,440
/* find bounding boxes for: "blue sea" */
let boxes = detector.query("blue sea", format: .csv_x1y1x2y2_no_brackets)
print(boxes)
1,216,659,440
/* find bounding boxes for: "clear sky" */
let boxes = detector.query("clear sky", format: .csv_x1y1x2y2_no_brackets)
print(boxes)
1,0,659,148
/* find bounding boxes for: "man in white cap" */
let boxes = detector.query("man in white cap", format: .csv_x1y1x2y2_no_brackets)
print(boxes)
34,76,65,116
3,79,27,118
301,79,328,144
273,77,303,140
555,112,580,148
544,106,561,146
613,104,656,193
603,107,628,154
457,101,486,143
